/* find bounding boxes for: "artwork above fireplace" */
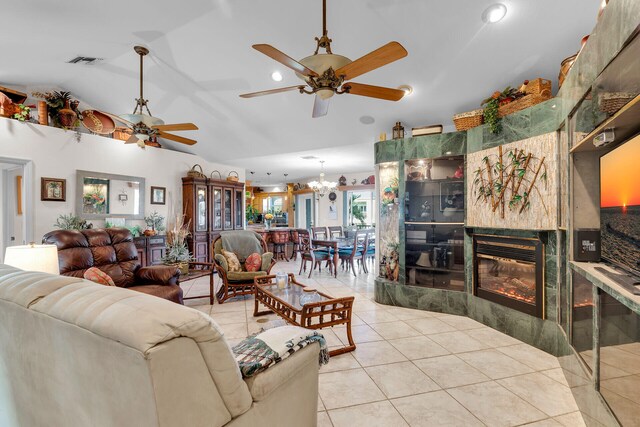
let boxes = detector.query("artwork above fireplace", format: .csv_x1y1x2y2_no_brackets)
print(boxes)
473,234,545,318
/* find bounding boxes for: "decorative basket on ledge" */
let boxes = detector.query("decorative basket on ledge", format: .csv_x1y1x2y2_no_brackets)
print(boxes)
187,164,206,179
498,78,552,118
453,109,484,131
598,92,637,115
226,171,239,182
210,170,222,180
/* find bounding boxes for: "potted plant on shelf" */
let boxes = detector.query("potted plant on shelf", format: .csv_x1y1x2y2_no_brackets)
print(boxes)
12,104,31,122
161,215,193,275
31,91,82,129
143,211,165,236
481,86,525,134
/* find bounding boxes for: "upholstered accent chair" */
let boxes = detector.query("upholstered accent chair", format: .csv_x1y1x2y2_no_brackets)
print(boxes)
212,231,275,303
43,228,182,303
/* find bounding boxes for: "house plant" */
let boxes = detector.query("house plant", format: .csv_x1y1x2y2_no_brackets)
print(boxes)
481,86,524,134
31,91,82,129
246,205,259,224
12,104,31,122
161,214,193,275
54,213,92,230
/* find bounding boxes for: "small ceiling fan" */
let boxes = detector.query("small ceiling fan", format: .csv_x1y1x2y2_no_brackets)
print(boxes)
101,46,199,148
240,0,409,118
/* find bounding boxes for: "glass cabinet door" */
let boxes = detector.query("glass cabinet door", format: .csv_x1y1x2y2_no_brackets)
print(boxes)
212,187,222,230
224,189,233,229
234,189,243,229
196,185,207,232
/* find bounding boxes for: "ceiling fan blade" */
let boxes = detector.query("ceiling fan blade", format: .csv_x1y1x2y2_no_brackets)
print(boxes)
335,41,408,80
253,44,319,77
240,85,305,98
158,131,197,146
343,82,406,101
312,95,330,118
124,134,140,144
152,123,198,131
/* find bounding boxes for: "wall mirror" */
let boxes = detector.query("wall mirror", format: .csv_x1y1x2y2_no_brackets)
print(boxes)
76,170,145,219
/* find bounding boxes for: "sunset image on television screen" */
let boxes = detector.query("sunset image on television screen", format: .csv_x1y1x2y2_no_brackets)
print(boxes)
600,135,640,208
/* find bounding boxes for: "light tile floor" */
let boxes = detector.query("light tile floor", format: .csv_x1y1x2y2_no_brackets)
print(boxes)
182,260,585,427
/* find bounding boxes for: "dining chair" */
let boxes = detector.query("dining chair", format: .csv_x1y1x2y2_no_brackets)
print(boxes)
364,231,375,273
298,229,333,278
338,230,367,276
311,226,328,240
328,226,343,238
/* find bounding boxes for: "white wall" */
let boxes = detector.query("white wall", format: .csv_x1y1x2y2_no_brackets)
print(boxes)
298,171,374,228
0,117,244,241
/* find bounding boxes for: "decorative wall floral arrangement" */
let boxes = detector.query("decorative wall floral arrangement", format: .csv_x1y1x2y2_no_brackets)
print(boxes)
472,145,548,219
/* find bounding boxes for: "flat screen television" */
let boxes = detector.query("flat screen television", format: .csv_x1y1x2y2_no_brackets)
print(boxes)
600,134,640,275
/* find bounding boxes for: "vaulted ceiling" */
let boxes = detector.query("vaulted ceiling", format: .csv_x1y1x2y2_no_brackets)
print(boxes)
2,0,599,183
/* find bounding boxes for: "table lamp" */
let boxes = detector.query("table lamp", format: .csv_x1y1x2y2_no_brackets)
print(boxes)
4,243,60,275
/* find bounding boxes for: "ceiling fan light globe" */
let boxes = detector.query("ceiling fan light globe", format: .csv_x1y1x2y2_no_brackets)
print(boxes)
296,54,351,81
318,89,334,100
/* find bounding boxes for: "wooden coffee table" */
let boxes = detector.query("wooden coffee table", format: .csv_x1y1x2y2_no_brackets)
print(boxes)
253,274,356,356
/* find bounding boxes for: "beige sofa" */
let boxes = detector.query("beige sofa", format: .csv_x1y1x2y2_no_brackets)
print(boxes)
0,265,320,427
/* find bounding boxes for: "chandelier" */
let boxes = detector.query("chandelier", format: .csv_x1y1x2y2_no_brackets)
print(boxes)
308,161,337,197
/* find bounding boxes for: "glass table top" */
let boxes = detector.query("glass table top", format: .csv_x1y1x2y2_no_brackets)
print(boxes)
259,283,330,311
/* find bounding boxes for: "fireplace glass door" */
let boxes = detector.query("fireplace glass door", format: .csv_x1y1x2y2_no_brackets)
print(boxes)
476,255,536,305
473,235,544,318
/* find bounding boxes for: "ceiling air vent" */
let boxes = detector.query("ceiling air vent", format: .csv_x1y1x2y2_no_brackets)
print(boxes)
67,56,103,65
301,156,319,160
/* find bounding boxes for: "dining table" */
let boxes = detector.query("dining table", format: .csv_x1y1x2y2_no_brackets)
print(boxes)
311,237,354,277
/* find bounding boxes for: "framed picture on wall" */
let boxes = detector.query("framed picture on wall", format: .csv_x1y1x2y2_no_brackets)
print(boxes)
150,186,166,205
41,177,66,202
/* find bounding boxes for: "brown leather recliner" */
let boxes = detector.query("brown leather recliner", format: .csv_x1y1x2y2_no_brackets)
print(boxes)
42,228,183,304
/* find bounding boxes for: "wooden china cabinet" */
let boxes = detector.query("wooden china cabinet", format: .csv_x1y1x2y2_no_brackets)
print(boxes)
182,176,245,263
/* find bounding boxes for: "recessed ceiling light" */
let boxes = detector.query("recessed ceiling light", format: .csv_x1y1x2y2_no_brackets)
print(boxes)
271,71,283,82
398,85,413,96
482,3,507,23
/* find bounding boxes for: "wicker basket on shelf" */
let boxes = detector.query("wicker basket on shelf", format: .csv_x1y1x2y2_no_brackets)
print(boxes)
598,92,637,115
226,171,239,182
498,78,552,117
187,164,206,179
453,109,484,131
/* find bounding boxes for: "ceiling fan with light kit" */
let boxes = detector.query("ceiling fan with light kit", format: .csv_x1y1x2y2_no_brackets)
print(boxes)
240,0,409,118
92,46,199,148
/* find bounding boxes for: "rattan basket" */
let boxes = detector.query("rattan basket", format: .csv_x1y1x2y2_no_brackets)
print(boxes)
187,164,206,179
453,109,484,131
599,92,637,115
498,78,552,117
226,171,239,182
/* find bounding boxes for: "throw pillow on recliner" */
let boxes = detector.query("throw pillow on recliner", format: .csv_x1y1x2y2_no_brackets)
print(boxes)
83,267,115,286
222,250,242,272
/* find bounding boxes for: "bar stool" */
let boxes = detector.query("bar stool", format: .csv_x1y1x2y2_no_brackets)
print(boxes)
290,229,301,260
269,230,290,262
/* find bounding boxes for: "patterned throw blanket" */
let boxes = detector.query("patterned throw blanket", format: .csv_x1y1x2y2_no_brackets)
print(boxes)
232,325,329,378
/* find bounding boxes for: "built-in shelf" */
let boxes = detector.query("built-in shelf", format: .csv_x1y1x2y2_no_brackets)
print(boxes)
406,178,463,183
337,184,375,191
570,93,640,153
407,265,465,273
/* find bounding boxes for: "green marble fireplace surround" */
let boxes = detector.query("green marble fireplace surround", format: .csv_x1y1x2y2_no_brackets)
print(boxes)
374,3,640,425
